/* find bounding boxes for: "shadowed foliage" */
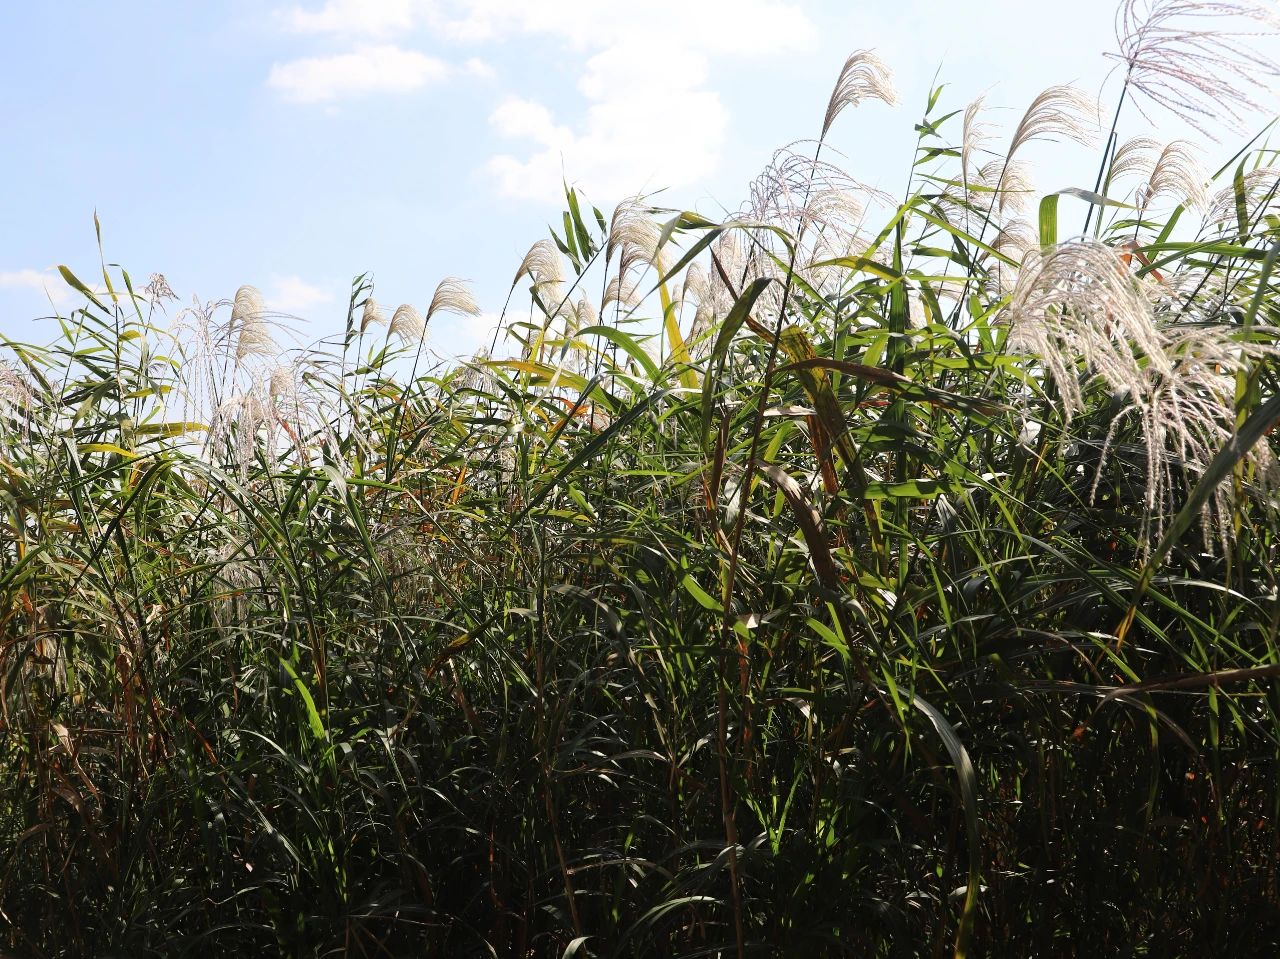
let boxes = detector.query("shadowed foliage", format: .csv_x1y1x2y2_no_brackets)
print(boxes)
3,9,1280,957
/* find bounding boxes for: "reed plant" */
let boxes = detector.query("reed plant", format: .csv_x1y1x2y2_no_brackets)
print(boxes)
3,2,1280,955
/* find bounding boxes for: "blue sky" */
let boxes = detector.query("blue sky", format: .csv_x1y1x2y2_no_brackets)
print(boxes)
1,0,1270,358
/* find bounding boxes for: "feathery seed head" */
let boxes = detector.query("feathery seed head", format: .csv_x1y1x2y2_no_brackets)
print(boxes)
512,240,565,289
1008,84,1100,162
573,295,598,331
231,285,275,361
1111,136,1162,180
608,199,667,275
0,361,34,410
1141,140,1209,210
231,285,265,325
972,159,1036,214
822,50,898,138
1111,137,1207,210
360,297,385,332
427,277,481,321
962,95,993,181
143,273,177,305
1006,236,1280,552
1004,239,1157,419
1207,167,1280,232
1110,0,1280,136
389,303,425,341
603,274,641,311
991,219,1039,264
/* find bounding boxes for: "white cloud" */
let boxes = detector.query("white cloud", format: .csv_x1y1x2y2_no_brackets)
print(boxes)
489,98,567,147
463,56,494,80
429,0,813,51
267,275,334,314
271,1,815,200
487,82,726,205
466,0,816,204
0,268,75,308
283,0,415,37
268,44,449,103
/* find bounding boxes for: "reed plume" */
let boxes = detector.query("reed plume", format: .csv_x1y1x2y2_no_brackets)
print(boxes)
1110,0,1280,135
822,50,898,137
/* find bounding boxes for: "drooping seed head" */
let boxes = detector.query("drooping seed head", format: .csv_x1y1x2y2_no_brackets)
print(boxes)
512,240,565,290
231,285,275,361
427,277,481,321
1110,0,1280,137
822,50,898,138
1007,84,1100,163
961,95,993,183
389,303,425,341
360,297,385,332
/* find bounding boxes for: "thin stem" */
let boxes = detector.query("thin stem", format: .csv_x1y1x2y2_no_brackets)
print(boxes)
1084,70,1132,235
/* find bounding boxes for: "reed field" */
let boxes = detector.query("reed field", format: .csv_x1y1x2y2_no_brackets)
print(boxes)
5,1,1280,955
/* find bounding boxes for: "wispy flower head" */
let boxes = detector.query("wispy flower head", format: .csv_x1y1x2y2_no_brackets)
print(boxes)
453,349,493,395
207,362,322,475
1005,237,1280,551
991,219,1038,264
512,240,565,289
948,159,1036,217
962,96,994,183
1122,321,1280,548
1111,137,1208,211
1206,167,1280,234
207,389,273,476
822,50,898,138
572,295,598,332
1110,0,1280,136
389,303,425,341
608,198,667,276
1111,136,1162,179
1142,140,1208,210
426,277,481,321
1004,239,1159,419
0,360,35,447
603,274,641,311
748,145,880,247
360,297,385,332
1008,84,1100,162
230,284,275,362
143,273,177,306
0,360,34,409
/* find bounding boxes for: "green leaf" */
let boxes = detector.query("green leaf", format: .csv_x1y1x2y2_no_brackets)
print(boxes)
57,265,108,311
681,574,722,612
1038,193,1059,248
279,657,327,741
911,693,981,959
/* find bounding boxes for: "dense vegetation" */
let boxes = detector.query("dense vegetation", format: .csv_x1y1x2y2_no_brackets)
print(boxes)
4,4,1280,955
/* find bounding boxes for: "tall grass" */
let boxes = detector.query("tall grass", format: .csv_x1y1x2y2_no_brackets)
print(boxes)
3,5,1280,955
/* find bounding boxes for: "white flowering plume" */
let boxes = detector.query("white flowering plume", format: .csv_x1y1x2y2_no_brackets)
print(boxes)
822,50,899,137
360,297,385,333
746,145,885,269
206,361,324,476
1111,137,1208,212
1005,238,1280,550
1110,0,1280,136
607,198,668,279
1008,85,1101,163
1206,168,1280,235
427,277,481,322
230,285,275,362
389,303,425,342
0,361,35,449
512,240,565,292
